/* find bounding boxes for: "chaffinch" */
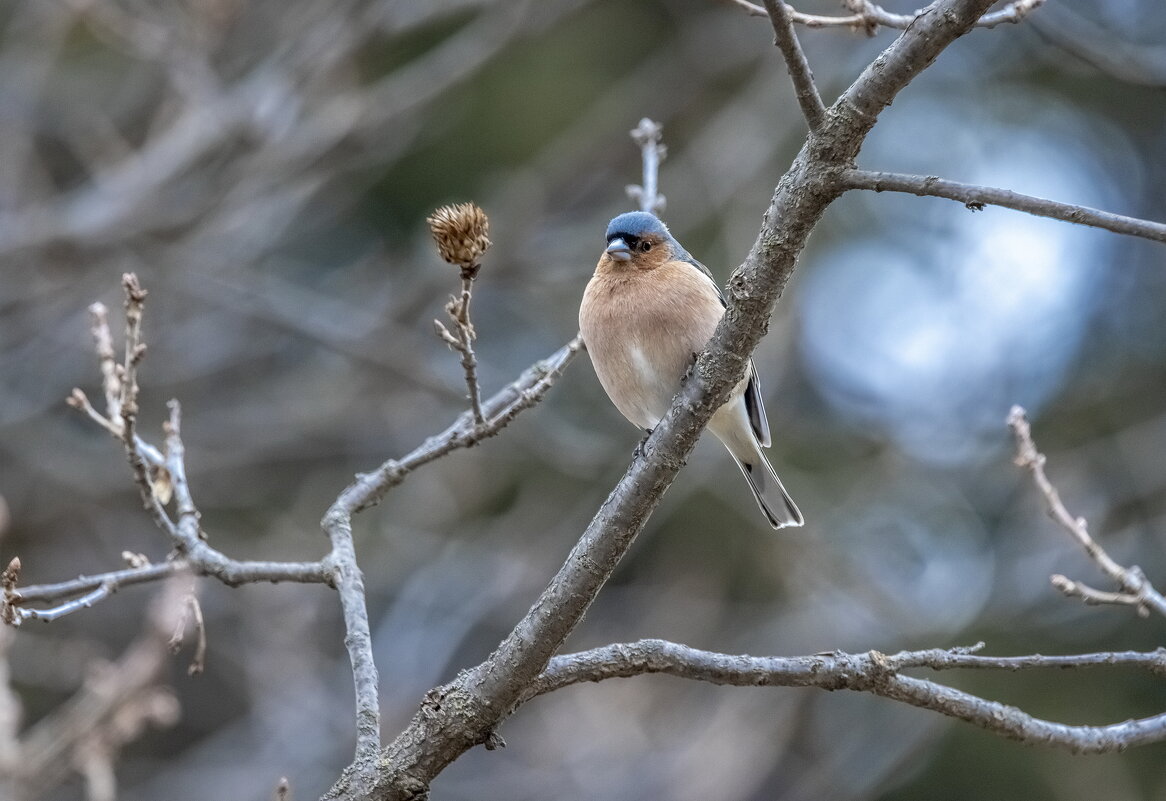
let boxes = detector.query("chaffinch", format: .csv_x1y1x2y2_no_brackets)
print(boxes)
579,211,803,529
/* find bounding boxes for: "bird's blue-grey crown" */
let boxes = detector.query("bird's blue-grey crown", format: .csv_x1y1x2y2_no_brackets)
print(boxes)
605,211,672,245
605,211,700,268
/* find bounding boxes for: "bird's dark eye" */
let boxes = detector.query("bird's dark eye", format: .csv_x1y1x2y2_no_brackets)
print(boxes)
639,241,651,253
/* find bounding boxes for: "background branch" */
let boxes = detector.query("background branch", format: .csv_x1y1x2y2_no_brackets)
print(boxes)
729,0,1046,32
1009,406,1166,618
842,169,1166,244
3,580,187,800
626,118,667,214
10,261,583,774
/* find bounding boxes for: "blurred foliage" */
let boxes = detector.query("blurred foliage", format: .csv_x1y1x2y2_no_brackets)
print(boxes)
1,0,1165,799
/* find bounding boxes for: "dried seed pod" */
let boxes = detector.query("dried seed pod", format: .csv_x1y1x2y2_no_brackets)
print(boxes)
427,203,491,278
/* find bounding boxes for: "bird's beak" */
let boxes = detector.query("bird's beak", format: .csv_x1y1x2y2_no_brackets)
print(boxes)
605,238,632,262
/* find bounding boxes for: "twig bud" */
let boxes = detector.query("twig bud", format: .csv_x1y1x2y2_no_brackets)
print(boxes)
427,202,491,278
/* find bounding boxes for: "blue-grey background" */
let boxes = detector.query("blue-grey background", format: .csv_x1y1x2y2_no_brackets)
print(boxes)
2,0,1165,798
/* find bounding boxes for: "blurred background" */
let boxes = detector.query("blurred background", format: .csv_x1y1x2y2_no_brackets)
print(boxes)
2,0,1165,799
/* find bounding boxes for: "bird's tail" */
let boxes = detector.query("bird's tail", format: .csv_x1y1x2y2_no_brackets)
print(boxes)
726,443,804,530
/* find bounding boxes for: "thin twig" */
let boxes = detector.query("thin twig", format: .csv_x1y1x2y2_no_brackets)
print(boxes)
761,0,826,130
1009,405,1166,618
115,275,180,542
449,277,485,424
332,335,583,516
88,302,121,419
727,0,1046,33
8,558,328,622
167,589,207,676
66,388,167,464
119,275,152,502
13,561,182,605
523,639,1166,753
626,118,667,214
842,169,1166,244
16,585,114,623
13,279,335,626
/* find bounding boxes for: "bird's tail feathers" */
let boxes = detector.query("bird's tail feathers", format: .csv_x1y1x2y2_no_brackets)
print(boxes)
728,447,804,530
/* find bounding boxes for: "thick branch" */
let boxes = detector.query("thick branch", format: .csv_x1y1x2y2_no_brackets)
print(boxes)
843,169,1166,244
524,640,1166,754
761,0,826,130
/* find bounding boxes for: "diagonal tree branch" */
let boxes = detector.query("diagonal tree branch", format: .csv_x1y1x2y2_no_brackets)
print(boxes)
761,0,826,130
842,169,1166,244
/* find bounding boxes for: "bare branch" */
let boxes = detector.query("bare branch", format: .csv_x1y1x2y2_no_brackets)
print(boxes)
842,169,1166,244
327,336,584,518
445,278,485,425
1009,405,1166,618
88,302,121,419
523,639,1166,753
119,274,153,508
38,269,583,775
13,279,337,625
626,118,667,214
726,0,1045,33
7,556,330,624
760,0,826,130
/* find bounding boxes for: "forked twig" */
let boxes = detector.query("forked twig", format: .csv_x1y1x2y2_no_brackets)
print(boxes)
1009,405,1166,618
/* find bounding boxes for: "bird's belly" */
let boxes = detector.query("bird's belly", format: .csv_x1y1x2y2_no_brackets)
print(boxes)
593,339,683,431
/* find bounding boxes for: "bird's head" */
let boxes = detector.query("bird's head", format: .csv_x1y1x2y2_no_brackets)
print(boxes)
600,211,677,271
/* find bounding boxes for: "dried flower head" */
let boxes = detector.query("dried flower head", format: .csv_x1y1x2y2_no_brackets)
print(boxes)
427,202,491,277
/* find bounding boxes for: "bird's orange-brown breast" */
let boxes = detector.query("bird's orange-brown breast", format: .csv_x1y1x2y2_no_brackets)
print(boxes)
580,256,725,430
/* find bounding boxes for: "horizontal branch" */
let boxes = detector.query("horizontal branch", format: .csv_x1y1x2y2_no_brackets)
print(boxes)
525,639,1166,753
842,168,1166,244
729,0,1045,32
8,556,331,623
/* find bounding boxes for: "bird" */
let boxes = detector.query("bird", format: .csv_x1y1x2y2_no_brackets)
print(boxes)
579,211,803,529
